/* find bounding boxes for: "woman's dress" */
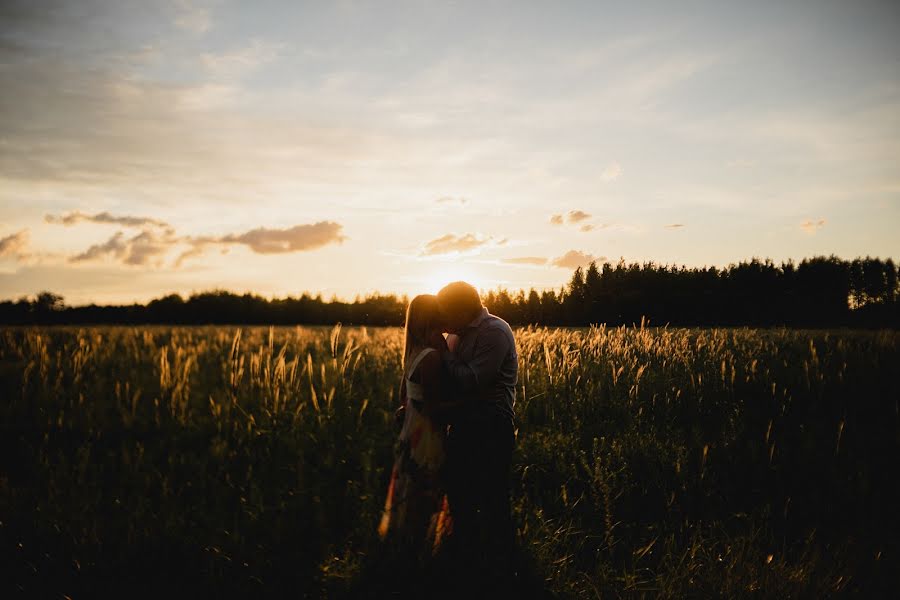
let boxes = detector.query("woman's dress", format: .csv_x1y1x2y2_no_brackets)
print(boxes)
378,347,452,554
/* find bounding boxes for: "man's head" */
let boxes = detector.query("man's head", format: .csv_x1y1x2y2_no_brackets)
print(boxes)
437,281,483,333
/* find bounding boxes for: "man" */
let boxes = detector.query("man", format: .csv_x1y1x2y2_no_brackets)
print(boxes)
434,281,518,581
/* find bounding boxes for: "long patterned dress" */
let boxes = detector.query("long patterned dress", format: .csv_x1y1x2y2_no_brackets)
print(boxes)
378,347,452,554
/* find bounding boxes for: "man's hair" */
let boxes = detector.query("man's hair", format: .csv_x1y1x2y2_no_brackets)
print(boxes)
437,281,482,322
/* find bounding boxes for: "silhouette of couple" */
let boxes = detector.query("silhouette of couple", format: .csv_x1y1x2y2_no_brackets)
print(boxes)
378,281,518,587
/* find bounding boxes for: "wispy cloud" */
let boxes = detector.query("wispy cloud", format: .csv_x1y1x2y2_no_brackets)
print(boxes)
502,256,548,266
0,230,29,260
422,233,491,255
176,83,239,111
614,53,721,107
599,162,622,182
71,230,173,266
552,211,596,227
176,222,346,265
47,211,176,266
59,219,345,267
567,210,591,224
551,250,600,269
801,219,826,235
436,196,468,204
45,211,170,229
502,252,607,269
217,222,345,254
200,40,283,79
0,36,375,192
665,223,685,229
580,224,595,232
173,0,212,34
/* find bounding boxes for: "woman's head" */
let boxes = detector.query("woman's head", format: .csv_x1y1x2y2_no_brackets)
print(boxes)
403,294,443,365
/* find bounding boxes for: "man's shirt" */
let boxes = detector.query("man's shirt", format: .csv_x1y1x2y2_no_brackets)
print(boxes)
441,307,517,424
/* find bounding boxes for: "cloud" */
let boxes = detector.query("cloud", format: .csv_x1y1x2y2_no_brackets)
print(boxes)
422,233,491,255
178,221,346,264
124,231,174,266
67,221,345,267
502,256,548,266
71,231,126,263
436,196,468,204
173,0,211,34
200,40,283,79
665,223,685,229
504,251,609,269
600,162,622,182
45,211,170,229
218,221,345,254
552,211,606,233
70,230,173,266
0,229,29,260
567,210,591,224
801,219,826,234
176,83,239,111
551,250,600,269
173,243,207,267
0,37,375,192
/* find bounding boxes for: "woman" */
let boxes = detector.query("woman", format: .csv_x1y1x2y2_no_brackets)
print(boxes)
378,294,458,555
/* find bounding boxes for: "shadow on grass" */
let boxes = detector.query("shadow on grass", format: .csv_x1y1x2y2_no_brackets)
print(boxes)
330,538,557,599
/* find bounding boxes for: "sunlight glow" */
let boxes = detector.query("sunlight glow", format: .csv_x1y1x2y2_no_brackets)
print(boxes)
420,261,487,295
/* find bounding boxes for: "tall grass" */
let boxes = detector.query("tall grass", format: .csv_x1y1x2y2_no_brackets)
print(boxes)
0,325,897,597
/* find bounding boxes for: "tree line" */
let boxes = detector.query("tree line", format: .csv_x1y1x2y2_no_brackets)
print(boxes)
483,255,898,328
1,255,898,328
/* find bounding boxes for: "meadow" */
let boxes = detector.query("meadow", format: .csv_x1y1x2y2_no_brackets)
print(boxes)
1,324,897,597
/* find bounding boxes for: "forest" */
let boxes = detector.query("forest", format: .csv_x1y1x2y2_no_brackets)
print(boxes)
2,255,898,328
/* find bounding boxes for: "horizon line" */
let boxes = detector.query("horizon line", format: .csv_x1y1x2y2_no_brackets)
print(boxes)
5,253,896,309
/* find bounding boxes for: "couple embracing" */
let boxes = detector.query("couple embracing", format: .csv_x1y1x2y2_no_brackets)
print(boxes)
378,281,518,584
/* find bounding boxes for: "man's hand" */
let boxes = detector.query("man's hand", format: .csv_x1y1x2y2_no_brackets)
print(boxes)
446,333,460,352
394,404,406,429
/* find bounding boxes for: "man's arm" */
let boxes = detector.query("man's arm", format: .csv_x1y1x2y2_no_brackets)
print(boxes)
441,326,510,393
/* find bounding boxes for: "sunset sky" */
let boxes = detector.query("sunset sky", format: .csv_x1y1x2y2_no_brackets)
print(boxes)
1,1,898,304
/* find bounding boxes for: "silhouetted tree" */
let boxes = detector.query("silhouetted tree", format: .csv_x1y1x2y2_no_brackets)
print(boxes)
1,255,897,327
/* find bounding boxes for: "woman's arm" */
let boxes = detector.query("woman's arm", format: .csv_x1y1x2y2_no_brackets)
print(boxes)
394,377,407,429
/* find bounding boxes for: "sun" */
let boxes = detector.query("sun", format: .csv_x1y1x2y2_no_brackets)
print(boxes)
420,262,486,294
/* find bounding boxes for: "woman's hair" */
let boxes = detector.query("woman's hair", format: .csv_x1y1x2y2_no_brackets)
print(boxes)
403,294,443,370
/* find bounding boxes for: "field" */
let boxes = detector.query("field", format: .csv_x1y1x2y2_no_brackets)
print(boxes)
1,325,898,597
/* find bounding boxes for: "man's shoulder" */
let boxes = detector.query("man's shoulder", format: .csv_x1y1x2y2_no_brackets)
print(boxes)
482,313,515,339
483,312,512,328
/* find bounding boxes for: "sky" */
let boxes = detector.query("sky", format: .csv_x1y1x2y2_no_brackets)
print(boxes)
1,0,898,304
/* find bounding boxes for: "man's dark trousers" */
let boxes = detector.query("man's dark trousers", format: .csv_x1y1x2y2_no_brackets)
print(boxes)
444,412,515,580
